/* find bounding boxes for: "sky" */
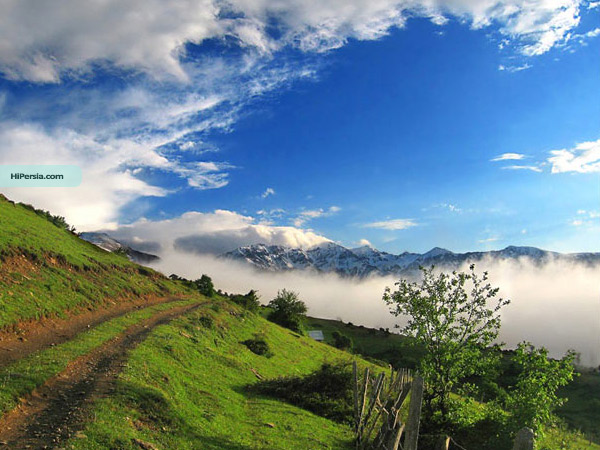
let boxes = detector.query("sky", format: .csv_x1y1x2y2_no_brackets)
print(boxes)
0,0,599,255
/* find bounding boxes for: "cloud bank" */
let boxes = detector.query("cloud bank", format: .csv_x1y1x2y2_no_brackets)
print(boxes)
102,209,330,254
150,251,600,367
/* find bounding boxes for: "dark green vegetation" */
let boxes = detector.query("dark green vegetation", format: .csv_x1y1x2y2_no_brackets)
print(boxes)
250,362,355,424
242,334,273,357
306,316,424,369
0,195,188,329
230,289,261,312
307,314,599,449
331,330,353,351
267,289,308,333
557,369,600,443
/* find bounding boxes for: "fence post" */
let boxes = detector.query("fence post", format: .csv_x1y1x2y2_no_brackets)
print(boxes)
403,375,424,450
436,435,450,450
512,427,534,450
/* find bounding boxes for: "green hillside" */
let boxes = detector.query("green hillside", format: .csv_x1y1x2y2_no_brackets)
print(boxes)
0,194,597,450
0,195,187,329
63,301,380,450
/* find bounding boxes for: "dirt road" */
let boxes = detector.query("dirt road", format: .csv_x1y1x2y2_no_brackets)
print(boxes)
0,301,202,449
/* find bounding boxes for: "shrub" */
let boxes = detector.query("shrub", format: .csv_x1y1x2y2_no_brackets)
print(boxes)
503,343,577,435
230,290,261,312
250,363,354,423
242,336,272,357
195,274,215,297
198,316,214,329
331,331,353,351
267,289,307,334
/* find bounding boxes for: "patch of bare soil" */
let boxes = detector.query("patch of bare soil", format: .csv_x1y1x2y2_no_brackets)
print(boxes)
0,295,185,369
0,302,202,449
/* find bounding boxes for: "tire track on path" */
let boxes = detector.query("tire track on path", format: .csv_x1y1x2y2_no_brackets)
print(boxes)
0,301,203,449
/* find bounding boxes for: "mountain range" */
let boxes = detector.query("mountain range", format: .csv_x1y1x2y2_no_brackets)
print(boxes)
79,232,160,264
221,242,600,278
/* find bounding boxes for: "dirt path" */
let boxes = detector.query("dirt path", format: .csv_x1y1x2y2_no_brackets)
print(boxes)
0,295,185,369
0,302,202,449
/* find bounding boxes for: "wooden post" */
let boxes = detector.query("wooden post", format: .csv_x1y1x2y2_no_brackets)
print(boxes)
403,375,424,450
512,427,534,450
436,435,450,450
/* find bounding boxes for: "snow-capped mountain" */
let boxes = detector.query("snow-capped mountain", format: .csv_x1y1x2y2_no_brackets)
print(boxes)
221,243,600,278
79,232,159,264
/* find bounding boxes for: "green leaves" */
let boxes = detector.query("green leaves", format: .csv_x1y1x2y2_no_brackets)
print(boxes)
383,265,509,427
504,342,577,435
267,289,308,333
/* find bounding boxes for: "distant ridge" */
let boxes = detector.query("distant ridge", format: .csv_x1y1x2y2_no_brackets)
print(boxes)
79,232,160,264
220,242,600,278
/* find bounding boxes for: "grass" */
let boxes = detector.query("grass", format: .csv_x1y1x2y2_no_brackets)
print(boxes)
304,314,424,368
0,195,190,329
0,299,201,417
557,369,600,443
64,301,386,450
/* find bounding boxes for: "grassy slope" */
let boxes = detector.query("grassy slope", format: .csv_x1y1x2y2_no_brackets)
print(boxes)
0,195,188,329
305,316,424,368
0,299,199,417
65,301,385,450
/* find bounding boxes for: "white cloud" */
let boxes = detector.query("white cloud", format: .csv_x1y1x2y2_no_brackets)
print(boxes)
478,236,499,243
491,152,526,161
103,209,330,254
498,63,532,72
0,0,585,83
175,161,235,189
570,209,600,227
261,187,275,198
357,238,373,247
0,122,169,230
362,218,417,230
548,138,600,173
435,202,462,212
293,206,341,227
502,164,543,172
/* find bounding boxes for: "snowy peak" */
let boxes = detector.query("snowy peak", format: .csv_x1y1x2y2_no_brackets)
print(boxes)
220,243,600,278
422,247,453,259
80,232,159,264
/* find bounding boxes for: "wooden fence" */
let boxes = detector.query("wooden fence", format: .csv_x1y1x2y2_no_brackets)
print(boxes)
352,361,535,450
352,362,423,450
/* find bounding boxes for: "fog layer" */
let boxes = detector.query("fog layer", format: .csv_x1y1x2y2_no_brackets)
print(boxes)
151,253,600,367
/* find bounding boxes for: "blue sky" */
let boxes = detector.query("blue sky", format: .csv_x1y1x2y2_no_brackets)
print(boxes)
0,0,598,254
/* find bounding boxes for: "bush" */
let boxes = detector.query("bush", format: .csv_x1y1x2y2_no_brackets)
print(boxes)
503,343,577,435
230,290,261,312
198,316,214,329
242,335,272,357
267,289,307,334
250,363,354,424
195,274,215,297
331,331,353,351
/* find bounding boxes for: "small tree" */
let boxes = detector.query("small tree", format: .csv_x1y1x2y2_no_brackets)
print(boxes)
383,265,509,426
267,289,307,333
332,331,353,351
231,289,261,312
504,342,577,435
195,274,215,297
